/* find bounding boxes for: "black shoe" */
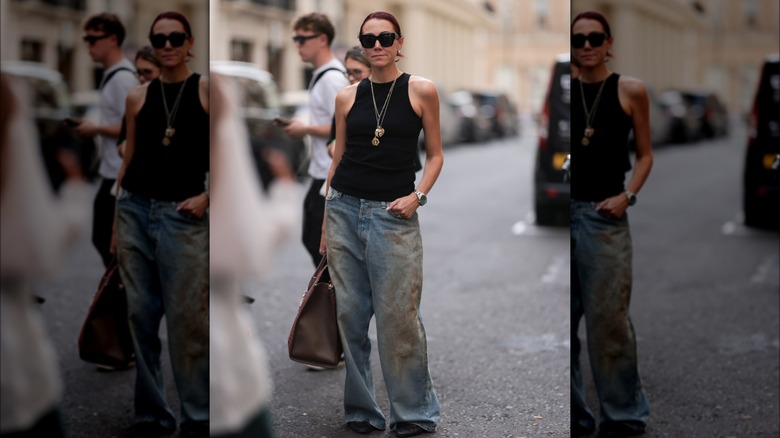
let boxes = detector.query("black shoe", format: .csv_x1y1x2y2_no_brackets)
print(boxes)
180,421,209,437
394,422,429,437
128,421,176,437
599,422,646,437
573,421,596,436
347,421,378,434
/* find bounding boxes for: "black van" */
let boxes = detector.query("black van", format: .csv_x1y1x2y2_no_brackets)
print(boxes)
533,54,571,225
742,54,780,228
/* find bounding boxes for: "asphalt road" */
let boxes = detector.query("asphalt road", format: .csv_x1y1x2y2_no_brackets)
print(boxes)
253,123,571,438
577,122,780,438
36,120,571,438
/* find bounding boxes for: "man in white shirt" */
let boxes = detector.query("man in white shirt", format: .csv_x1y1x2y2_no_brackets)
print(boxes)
75,13,139,268
283,12,348,266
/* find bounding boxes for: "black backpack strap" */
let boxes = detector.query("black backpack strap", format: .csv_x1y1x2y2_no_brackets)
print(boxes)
310,67,346,89
100,67,136,90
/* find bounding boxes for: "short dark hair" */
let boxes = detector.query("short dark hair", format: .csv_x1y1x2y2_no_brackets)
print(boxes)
359,11,402,37
571,11,612,38
293,13,336,45
149,11,193,38
344,46,370,68
134,46,161,67
84,12,126,46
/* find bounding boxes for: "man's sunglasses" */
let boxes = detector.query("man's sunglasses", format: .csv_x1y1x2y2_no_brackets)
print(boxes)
149,32,189,49
83,34,112,45
292,33,322,45
571,32,607,49
359,32,400,49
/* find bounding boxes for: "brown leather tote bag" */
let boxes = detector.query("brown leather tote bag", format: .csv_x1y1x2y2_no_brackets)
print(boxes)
288,255,343,368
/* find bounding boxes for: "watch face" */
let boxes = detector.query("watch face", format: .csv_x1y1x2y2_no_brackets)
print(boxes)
419,194,427,206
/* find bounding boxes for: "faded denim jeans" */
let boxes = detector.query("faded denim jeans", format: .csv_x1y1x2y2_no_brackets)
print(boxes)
116,190,209,430
570,200,649,433
325,188,440,433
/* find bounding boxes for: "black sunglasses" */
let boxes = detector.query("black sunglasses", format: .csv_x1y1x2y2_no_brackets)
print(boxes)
83,34,112,44
571,32,607,49
359,32,400,49
149,32,189,49
292,33,322,45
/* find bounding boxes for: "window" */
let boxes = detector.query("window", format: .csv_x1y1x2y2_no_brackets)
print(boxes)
744,0,758,28
231,39,253,63
20,39,43,62
535,0,549,29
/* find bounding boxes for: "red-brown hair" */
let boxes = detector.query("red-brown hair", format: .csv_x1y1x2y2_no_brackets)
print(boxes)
359,11,402,37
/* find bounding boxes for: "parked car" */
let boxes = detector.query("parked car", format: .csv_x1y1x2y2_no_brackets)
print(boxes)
210,61,308,189
628,85,672,149
682,91,729,138
449,90,493,143
657,89,702,143
742,54,780,228
1,61,98,190
533,53,570,226
471,91,520,138
417,85,461,149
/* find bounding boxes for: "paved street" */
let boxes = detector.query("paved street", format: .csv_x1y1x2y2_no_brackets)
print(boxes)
253,122,571,438
577,122,780,438
32,119,778,438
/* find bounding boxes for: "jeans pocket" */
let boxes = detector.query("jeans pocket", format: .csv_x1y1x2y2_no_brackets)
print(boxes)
325,187,341,201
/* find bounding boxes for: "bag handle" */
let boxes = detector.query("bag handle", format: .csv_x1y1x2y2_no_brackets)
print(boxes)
307,254,328,290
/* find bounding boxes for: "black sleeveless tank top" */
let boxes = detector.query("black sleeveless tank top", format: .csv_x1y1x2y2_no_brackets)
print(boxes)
122,73,209,202
331,73,422,201
571,73,633,202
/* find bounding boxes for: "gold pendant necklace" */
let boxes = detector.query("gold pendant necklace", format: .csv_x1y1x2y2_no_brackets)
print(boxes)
160,74,190,146
369,73,400,146
579,74,608,146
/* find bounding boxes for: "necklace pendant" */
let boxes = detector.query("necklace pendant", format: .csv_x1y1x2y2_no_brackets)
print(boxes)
584,127,594,138
375,127,385,138
371,137,380,146
581,137,590,146
162,137,171,146
165,127,176,138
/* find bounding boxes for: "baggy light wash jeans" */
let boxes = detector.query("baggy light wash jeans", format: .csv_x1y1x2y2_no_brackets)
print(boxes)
570,200,649,433
116,189,209,430
325,188,440,433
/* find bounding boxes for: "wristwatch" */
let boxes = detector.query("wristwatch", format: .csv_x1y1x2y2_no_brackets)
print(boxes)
414,190,427,206
624,190,637,206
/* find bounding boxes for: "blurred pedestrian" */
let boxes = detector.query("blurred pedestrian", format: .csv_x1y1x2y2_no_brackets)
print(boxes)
209,73,299,438
75,13,139,268
283,12,348,267
115,11,209,437
327,46,371,157
118,46,162,158
569,11,653,437
321,11,443,437
1,73,91,437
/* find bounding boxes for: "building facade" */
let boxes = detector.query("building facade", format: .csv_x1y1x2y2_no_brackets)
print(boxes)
1,0,209,93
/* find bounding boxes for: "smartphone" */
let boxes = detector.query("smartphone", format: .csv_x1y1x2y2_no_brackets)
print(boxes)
62,117,80,127
272,116,291,127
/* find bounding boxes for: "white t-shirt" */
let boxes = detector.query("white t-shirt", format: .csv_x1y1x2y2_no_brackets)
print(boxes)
306,58,348,180
98,58,139,180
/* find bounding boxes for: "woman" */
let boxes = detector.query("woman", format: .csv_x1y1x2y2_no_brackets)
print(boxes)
321,11,443,438
134,46,162,85
118,46,161,158
569,11,653,437
327,46,371,157
1,73,90,436
114,11,209,436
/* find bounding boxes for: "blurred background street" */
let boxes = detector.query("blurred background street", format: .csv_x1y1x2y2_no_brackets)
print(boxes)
1,0,778,437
